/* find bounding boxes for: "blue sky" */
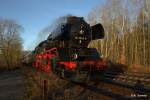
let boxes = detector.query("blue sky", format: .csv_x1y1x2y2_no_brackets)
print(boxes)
0,0,105,50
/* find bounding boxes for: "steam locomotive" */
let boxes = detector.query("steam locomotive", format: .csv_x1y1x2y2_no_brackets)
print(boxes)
32,16,107,82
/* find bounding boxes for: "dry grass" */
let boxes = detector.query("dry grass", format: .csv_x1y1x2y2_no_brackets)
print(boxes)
23,67,42,100
23,65,149,100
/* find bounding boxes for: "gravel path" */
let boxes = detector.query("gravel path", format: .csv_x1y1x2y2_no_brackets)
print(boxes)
0,69,23,100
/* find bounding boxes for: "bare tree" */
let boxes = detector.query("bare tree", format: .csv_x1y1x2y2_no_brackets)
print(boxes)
0,19,23,69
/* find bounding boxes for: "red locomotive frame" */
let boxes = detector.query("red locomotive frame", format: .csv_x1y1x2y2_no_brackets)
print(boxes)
33,47,107,82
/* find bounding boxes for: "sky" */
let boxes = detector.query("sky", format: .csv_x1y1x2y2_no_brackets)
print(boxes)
0,0,105,50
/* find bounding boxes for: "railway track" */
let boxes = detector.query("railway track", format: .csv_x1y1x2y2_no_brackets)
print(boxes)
103,71,150,88
72,82,134,100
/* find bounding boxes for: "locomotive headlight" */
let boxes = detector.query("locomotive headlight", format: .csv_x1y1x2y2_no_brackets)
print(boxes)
100,54,103,58
71,53,78,60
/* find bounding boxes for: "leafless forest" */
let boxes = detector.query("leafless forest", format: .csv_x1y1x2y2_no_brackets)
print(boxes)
88,0,150,72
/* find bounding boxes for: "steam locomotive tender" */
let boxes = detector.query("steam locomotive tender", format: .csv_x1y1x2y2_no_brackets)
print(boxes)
33,16,107,82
